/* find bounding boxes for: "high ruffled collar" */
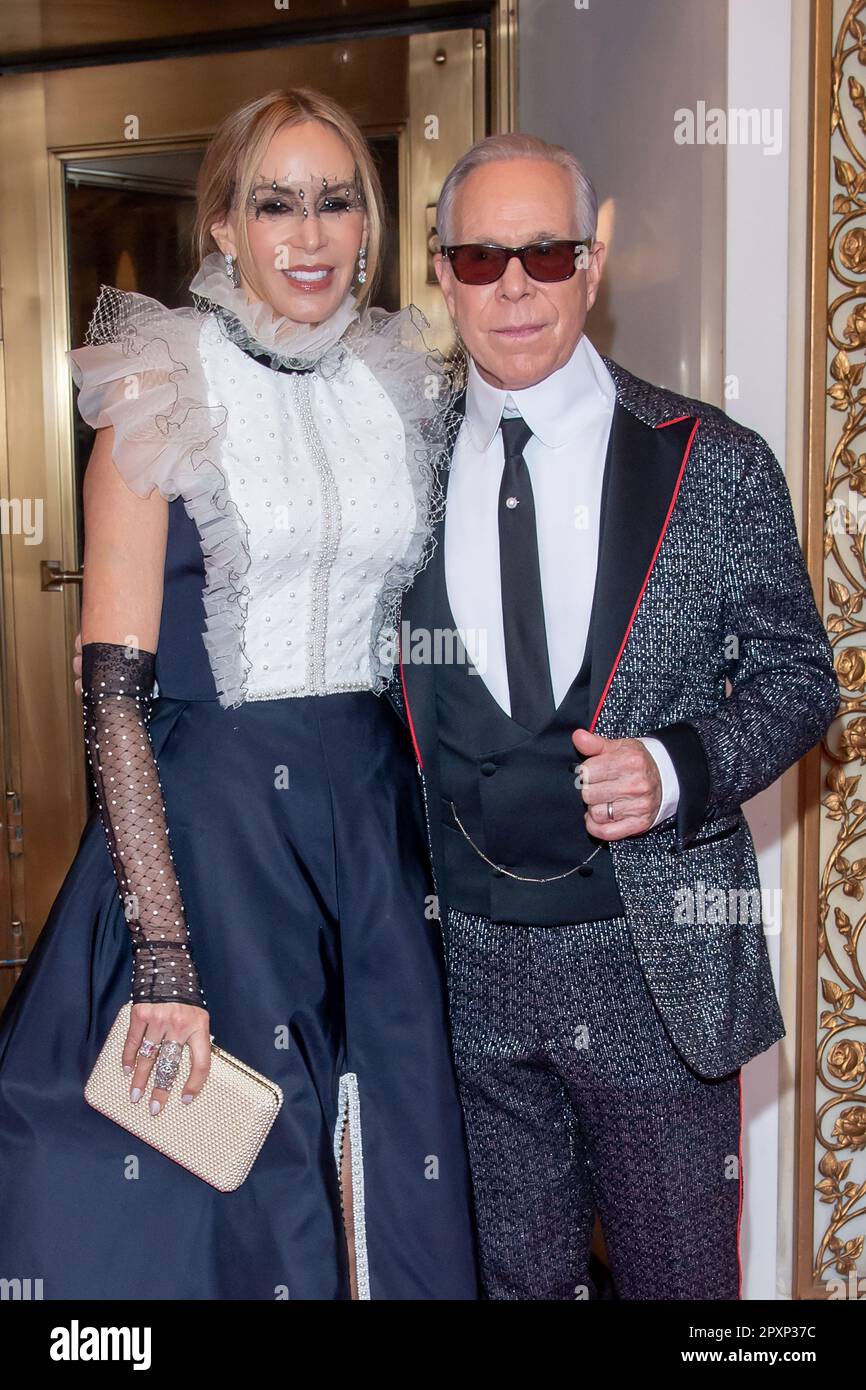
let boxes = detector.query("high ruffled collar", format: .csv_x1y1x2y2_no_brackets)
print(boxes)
189,250,360,371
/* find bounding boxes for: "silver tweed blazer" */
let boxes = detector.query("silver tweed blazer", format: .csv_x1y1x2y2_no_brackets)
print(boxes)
392,354,840,1078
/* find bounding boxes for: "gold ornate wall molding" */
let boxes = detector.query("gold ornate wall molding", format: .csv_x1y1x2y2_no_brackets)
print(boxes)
801,0,866,1300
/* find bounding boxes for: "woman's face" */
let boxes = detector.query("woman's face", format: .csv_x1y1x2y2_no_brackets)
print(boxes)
213,119,368,325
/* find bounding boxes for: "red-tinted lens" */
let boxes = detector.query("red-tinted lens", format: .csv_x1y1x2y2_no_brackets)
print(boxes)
522,241,580,281
447,244,509,284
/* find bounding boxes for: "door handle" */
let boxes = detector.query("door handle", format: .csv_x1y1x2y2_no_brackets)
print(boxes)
41,560,83,591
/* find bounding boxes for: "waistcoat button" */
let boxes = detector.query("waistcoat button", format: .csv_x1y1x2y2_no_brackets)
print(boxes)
480,761,498,776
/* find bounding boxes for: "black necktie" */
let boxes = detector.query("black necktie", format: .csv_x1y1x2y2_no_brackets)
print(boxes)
498,414,556,729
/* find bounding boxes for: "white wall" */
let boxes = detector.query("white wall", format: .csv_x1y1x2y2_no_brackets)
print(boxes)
519,0,801,1299
519,0,727,401
725,0,795,1303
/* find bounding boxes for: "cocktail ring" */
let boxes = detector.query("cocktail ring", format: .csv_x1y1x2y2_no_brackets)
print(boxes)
153,1040,183,1091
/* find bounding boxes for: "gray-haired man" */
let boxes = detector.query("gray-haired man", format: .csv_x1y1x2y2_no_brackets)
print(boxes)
390,134,837,1299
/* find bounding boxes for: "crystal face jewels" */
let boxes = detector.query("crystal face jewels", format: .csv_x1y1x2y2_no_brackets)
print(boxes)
247,172,365,222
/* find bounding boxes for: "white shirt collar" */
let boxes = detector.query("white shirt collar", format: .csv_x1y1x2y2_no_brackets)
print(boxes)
464,332,615,451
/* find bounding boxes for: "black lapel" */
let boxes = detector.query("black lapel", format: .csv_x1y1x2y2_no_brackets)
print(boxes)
396,387,464,769
587,400,699,730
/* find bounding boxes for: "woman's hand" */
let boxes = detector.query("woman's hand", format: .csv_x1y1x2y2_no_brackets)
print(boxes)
80,431,207,1113
73,631,82,694
123,1002,212,1114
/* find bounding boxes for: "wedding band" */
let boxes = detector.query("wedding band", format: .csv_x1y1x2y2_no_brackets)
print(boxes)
136,1037,160,1059
152,1039,183,1091
607,801,615,821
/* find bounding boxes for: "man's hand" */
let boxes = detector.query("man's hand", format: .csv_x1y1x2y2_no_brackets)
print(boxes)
572,727,661,840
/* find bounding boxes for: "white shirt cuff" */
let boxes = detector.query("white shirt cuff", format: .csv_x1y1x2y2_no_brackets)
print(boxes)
639,735,681,828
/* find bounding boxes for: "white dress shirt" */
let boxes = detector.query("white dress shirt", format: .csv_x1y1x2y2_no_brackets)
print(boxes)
443,331,679,827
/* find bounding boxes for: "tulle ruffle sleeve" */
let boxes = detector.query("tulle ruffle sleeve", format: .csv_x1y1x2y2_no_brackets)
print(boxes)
68,285,251,710
67,286,228,500
341,302,465,689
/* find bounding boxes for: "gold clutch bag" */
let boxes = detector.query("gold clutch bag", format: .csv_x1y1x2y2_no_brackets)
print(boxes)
84,1001,284,1192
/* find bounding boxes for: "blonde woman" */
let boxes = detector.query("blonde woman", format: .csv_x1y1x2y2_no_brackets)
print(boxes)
0,89,478,1300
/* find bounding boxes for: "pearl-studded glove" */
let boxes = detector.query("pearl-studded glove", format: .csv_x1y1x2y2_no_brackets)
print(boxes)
81,641,206,1008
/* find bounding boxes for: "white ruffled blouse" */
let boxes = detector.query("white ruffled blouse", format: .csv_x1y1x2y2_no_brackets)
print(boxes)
68,252,457,709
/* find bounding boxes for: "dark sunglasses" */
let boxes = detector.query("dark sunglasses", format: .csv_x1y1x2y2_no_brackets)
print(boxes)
440,238,593,285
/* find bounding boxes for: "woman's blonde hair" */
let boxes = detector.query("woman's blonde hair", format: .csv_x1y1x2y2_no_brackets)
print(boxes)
193,87,384,307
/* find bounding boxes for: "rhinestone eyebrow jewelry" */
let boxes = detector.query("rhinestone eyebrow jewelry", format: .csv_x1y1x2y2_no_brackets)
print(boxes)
247,173,365,222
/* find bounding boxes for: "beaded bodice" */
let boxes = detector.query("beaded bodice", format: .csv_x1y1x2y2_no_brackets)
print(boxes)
68,252,459,709
201,330,417,701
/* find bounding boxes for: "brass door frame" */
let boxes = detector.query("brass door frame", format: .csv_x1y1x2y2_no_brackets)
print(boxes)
0,289,22,971
0,74,85,975
0,18,517,998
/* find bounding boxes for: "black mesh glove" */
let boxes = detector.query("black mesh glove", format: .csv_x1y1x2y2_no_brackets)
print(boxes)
81,641,206,1008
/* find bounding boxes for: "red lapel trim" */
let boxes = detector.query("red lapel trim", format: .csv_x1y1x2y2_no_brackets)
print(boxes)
588,416,700,732
398,628,424,770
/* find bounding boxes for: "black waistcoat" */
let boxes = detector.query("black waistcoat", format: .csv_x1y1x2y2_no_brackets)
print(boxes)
432,498,626,927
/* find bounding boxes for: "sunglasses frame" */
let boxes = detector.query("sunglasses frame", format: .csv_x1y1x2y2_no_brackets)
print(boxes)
439,237,594,285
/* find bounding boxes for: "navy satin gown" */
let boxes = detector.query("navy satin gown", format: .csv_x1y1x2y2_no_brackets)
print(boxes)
0,499,480,1300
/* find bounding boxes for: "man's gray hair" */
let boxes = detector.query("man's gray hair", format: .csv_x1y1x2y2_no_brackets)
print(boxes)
436,133,598,246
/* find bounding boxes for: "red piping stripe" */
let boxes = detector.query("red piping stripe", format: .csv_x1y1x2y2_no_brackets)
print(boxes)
588,416,700,732
399,631,424,769
656,414,691,428
736,1070,744,1299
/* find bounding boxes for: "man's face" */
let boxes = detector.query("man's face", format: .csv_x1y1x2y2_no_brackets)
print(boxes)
434,158,606,391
